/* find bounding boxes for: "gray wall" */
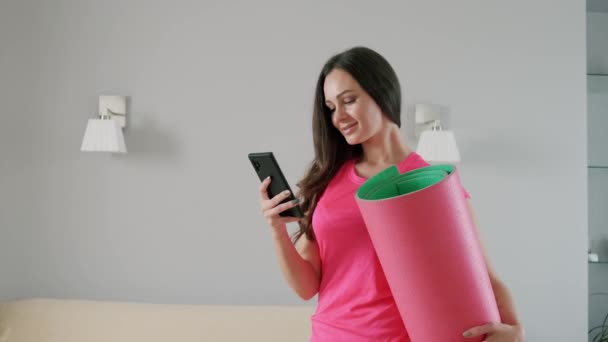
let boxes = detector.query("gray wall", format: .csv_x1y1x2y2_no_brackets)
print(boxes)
0,1,587,340
0,0,38,301
587,11,608,336
587,12,608,74
588,12,608,74
588,0,608,13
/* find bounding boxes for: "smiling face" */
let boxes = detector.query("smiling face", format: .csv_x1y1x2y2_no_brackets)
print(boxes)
323,68,387,145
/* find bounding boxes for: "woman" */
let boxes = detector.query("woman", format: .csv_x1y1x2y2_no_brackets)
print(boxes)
258,46,525,341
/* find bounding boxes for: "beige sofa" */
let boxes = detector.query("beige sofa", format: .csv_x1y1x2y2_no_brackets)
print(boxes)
0,298,314,342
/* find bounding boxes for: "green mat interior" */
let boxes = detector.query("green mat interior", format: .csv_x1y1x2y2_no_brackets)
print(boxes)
356,164,454,201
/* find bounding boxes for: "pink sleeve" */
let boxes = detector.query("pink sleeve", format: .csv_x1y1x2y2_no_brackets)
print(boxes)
463,186,471,199
459,179,471,199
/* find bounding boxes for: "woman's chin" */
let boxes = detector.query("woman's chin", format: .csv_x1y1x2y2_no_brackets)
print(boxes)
344,135,362,145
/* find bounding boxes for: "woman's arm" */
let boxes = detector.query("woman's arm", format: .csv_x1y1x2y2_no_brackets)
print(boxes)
259,177,322,300
468,200,521,325
487,269,521,327
271,226,321,300
463,200,525,340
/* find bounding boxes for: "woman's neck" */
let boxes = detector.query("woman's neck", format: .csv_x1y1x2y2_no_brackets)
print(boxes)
359,122,412,167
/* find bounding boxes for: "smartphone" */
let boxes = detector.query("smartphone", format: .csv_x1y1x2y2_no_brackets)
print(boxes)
248,152,304,218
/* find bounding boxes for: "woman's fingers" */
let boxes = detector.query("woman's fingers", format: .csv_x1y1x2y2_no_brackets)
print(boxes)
269,198,300,217
263,199,300,227
463,322,499,338
258,177,300,227
261,189,293,212
258,176,271,200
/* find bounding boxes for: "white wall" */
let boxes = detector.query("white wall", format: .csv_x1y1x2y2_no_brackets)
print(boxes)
0,1,587,340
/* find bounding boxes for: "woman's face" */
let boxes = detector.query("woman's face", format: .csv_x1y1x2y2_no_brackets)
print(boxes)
323,68,386,145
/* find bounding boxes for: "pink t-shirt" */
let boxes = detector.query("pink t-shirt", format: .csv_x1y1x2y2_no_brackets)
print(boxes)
310,152,468,341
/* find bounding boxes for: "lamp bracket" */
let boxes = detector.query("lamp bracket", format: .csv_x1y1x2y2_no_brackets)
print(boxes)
414,104,441,137
99,95,127,128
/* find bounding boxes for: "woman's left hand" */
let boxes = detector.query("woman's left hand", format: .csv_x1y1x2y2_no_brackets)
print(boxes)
463,322,525,341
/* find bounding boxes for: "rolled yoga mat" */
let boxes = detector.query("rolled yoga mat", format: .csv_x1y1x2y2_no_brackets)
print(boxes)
355,164,500,342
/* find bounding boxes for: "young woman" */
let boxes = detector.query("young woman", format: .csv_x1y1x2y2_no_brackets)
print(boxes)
258,46,525,341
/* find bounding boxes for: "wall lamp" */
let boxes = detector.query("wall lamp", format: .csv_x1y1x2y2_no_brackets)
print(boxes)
81,95,127,153
414,104,460,163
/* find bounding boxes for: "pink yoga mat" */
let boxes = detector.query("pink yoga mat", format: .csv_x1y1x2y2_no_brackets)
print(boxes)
355,164,500,342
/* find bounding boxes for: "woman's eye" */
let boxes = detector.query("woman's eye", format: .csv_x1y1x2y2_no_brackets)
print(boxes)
344,98,355,105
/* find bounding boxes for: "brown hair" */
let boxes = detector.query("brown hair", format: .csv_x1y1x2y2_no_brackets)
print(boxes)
293,46,402,242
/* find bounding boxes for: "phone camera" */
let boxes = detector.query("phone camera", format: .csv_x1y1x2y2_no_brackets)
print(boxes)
252,160,261,172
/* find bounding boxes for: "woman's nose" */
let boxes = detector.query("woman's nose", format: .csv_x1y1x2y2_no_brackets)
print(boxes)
333,104,348,120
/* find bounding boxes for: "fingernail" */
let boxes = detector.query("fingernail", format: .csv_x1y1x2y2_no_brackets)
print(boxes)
291,199,300,204
462,331,471,337
284,190,291,195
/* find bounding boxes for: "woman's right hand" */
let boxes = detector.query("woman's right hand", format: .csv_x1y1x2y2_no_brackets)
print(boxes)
260,176,320,300
259,176,302,231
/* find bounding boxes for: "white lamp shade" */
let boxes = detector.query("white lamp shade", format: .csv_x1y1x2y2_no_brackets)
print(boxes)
80,119,127,153
416,130,460,163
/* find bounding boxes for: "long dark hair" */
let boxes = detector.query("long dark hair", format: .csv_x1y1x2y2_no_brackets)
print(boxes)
294,46,402,242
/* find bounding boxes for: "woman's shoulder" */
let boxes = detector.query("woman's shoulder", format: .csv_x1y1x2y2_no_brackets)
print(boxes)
399,151,430,172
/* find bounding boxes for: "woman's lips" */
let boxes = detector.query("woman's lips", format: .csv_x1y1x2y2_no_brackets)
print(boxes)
341,122,358,135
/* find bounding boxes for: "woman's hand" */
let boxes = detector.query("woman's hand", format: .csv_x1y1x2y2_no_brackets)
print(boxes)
463,322,525,341
259,176,301,231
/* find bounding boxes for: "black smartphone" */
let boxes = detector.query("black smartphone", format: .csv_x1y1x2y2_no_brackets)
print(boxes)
248,152,304,218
